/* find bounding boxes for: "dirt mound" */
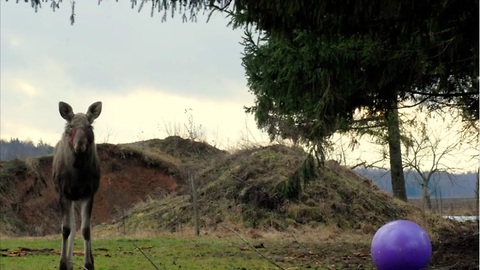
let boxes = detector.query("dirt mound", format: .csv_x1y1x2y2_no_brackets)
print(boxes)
206,145,462,236
106,144,462,240
0,140,194,236
123,136,227,166
0,139,470,239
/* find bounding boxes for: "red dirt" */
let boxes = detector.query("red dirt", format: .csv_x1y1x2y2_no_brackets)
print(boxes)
2,144,180,236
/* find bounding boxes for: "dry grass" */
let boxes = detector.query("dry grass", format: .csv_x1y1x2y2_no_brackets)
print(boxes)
98,142,461,244
409,197,478,216
117,143,182,168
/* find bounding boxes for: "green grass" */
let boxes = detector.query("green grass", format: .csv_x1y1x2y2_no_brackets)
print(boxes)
0,234,374,270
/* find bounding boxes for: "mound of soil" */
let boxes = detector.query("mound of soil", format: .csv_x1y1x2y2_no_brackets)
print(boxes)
0,141,188,236
111,144,461,237
124,136,228,166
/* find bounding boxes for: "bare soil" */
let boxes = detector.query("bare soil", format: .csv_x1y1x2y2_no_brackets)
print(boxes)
0,144,180,236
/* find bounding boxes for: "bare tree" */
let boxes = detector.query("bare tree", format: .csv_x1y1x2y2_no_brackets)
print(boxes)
326,105,478,207
401,107,478,211
325,132,388,170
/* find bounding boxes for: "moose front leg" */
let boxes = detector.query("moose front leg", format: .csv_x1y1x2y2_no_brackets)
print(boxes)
80,197,95,270
59,197,75,270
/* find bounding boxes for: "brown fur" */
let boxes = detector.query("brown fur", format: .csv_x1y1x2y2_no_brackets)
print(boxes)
52,101,102,270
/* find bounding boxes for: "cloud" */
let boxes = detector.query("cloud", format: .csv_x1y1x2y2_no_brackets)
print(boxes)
91,87,267,148
16,81,41,97
0,83,266,148
1,119,60,145
1,1,247,99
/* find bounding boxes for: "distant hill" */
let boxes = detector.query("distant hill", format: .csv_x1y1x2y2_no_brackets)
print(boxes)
355,168,477,199
0,138,54,161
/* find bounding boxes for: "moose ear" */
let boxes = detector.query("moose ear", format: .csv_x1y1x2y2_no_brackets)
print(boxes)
59,102,74,122
86,101,102,122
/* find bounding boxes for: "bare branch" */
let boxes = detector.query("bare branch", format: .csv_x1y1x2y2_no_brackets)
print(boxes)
406,89,479,97
132,241,164,270
221,224,286,270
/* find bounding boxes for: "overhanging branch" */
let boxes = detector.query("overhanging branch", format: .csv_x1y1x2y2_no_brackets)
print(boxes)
406,89,478,97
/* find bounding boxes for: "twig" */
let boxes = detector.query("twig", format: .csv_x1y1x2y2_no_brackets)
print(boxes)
69,260,88,270
286,230,306,249
284,228,323,267
426,261,459,269
208,0,234,22
221,224,286,270
131,241,164,270
69,1,76,25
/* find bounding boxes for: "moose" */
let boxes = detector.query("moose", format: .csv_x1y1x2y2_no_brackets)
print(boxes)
52,101,102,270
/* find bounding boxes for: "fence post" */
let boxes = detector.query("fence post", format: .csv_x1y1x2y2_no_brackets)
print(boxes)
475,169,479,223
190,174,200,236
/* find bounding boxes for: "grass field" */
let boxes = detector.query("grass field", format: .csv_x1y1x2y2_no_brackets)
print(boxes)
0,232,375,270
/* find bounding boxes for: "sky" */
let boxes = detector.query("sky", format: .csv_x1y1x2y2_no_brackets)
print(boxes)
1,1,478,173
1,0,269,149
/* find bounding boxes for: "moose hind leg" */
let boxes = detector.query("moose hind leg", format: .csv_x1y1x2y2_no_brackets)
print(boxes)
59,198,75,270
80,197,95,270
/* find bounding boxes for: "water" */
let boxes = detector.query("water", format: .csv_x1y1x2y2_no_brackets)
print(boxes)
443,216,479,222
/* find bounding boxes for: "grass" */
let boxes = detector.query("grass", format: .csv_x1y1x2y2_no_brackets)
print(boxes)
0,232,375,270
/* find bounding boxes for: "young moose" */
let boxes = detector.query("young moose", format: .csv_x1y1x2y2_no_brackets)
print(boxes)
53,101,102,270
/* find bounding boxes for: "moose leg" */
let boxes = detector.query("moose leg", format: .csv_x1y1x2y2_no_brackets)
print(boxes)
80,197,95,270
59,198,75,270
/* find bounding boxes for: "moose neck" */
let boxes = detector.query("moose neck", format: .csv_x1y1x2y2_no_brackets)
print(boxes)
72,146,97,169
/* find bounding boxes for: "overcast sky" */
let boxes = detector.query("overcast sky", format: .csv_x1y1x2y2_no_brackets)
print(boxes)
1,1,267,148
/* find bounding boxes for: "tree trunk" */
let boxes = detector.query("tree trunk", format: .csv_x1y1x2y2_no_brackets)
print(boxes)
385,100,408,201
476,169,479,225
422,183,432,210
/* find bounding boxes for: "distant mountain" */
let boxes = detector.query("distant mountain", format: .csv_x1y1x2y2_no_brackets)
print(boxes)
354,167,477,199
0,138,54,161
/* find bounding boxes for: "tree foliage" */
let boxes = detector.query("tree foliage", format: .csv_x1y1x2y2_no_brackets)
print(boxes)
240,0,478,132
243,30,387,144
236,0,479,116
0,138,54,161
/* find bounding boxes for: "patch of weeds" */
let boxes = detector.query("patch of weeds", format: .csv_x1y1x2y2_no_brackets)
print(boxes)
0,211,25,235
0,159,27,195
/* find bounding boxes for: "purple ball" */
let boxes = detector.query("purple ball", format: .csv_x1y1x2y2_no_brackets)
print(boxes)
371,220,432,270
